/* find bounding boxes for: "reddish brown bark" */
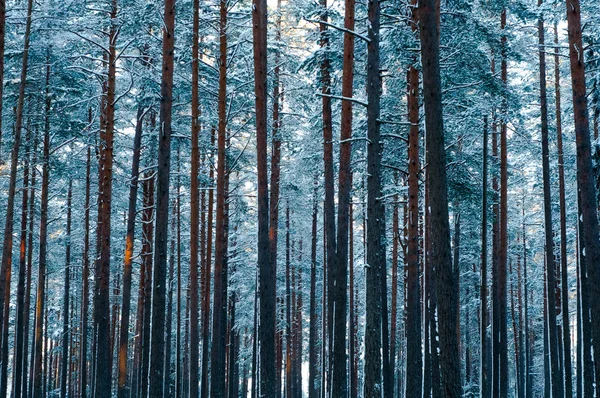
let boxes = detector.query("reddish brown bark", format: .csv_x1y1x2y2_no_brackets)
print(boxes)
0,0,34,376
537,8,564,396
33,59,51,398
497,11,509,397
211,1,228,395
406,9,422,392
94,2,118,394
318,2,336,387
117,107,145,398
148,0,176,394
12,129,31,398
554,20,573,398
331,0,354,394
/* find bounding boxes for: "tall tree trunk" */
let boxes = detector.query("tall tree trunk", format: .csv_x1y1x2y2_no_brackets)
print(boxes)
60,181,73,398
201,129,216,398
576,190,593,397
364,0,385,395
117,107,145,398
228,293,239,398
537,8,564,397
405,7,422,392
269,0,282,296
12,129,31,398
252,0,274,394
480,115,490,398
189,0,201,392
148,0,175,394
79,144,91,398
139,170,155,398
565,0,600,393
94,2,118,395
331,0,354,394
165,195,177,398
308,177,319,398
497,11,509,398
176,152,183,398
0,0,34,380
543,269,550,397
211,1,228,396
321,209,327,398
418,0,461,394
270,2,283,395
491,59,500,398
390,194,399,398
21,130,37,398
319,0,336,389
285,205,292,398
33,59,51,398
349,203,358,398
575,225,583,398
295,244,303,398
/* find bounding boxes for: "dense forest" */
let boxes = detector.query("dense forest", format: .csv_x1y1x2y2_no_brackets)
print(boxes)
0,0,597,396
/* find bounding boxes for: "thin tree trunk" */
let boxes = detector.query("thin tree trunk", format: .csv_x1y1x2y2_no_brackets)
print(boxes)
575,226,583,398
33,59,51,398
189,0,201,392
12,128,31,398
295,244,303,398
308,177,318,398
491,59,500,398
576,191,593,398
79,124,91,398
211,1,228,395
201,128,216,398
228,293,239,398
270,2,283,395
480,115,490,398
537,9,564,398
21,131,38,398
497,11,510,398
285,205,292,398
117,107,145,398
165,195,177,398
349,203,358,398
60,181,73,398
418,0,461,394
140,169,156,398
